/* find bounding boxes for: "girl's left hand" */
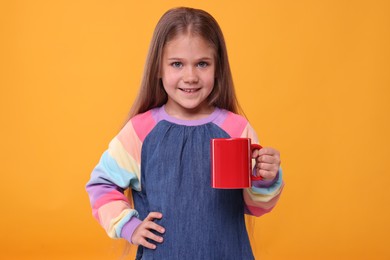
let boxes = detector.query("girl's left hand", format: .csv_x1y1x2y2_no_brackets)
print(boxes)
252,147,281,180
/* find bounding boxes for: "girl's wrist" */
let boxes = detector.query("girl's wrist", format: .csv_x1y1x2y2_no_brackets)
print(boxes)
120,217,143,244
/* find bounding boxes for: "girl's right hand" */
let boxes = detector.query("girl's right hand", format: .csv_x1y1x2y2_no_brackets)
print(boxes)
131,212,165,250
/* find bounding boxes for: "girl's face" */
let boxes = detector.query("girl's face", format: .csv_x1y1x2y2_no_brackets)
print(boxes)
161,33,216,119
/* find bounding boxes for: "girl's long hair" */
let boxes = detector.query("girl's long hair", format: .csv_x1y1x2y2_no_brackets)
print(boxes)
126,7,242,121
123,7,252,258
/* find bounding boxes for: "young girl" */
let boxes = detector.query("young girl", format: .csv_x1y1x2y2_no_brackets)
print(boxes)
86,7,283,260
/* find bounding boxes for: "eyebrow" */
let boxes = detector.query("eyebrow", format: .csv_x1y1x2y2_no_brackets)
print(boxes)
166,57,213,61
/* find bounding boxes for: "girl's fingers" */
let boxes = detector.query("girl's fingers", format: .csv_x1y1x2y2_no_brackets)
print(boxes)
145,221,165,234
256,162,278,172
253,147,281,164
256,161,279,179
131,212,165,248
258,147,280,157
145,212,165,234
251,149,260,158
144,229,164,243
136,228,164,249
139,238,158,250
257,154,280,165
257,169,276,179
132,223,164,248
252,147,280,179
145,212,163,221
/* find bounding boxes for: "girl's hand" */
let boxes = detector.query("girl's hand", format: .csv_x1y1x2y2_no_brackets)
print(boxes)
131,212,165,250
252,147,281,180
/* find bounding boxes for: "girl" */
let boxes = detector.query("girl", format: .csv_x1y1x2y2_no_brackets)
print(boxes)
86,7,284,260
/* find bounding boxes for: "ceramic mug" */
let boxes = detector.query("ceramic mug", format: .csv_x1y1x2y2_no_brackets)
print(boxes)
210,138,262,189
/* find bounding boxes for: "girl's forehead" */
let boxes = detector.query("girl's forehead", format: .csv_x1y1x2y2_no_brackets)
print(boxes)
164,34,215,52
167,32,213,45
164,35,214,56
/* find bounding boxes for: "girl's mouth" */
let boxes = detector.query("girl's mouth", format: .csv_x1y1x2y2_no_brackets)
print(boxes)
179,88,200,93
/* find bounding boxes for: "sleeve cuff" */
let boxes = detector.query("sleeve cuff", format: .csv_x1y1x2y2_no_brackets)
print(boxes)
120,216,142,244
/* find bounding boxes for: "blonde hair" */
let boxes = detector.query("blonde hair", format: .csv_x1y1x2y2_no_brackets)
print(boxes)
127,7,242,120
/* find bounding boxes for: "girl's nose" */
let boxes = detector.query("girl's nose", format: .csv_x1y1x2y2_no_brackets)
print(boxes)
183,67,199,83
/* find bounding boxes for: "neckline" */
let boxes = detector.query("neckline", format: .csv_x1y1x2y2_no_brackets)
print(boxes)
155,105,222,126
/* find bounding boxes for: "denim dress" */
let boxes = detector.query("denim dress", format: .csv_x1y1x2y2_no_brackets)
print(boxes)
132,119,254,260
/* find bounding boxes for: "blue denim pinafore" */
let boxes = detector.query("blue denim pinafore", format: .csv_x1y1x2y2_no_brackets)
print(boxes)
132,120,254,260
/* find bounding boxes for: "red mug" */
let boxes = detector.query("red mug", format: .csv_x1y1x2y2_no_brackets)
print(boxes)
211,138,262,189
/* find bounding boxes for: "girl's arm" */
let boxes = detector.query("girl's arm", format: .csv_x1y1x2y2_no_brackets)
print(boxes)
242,124,284,217
86,121,143,242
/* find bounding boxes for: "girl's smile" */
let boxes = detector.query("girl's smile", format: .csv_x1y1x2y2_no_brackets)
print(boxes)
161,33,216,120
179,88,200,93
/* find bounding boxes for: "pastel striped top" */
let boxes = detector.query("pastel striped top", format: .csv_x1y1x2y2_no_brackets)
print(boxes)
86,106,284,243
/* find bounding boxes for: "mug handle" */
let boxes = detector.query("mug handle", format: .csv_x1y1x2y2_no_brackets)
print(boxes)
250,144,263,181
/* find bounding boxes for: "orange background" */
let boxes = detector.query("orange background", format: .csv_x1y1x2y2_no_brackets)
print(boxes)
1,0,389,259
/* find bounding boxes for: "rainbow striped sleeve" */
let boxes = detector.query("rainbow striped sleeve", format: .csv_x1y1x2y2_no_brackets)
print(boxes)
85,110,156,240
220,112,284,217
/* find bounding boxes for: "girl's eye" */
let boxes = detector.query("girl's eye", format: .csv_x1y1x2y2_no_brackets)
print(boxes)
171,62,182,68
197,62,208,68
